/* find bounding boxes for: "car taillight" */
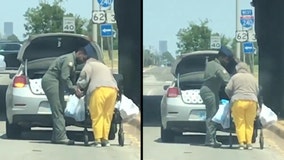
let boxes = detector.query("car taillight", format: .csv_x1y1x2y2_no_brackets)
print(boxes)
13,75,27,88
167,87,180,97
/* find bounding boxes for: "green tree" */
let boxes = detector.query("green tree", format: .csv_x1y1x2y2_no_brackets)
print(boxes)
176,19,212,55
7,34,20,42
162,51,175,64
23,0,88,38
176,19,236,56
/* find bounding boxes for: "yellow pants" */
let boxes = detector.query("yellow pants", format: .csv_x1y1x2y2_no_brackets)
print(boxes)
231,100,257,145
89,87,118,141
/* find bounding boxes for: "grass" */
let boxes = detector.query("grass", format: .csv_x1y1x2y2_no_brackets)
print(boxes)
254,65,259,79
103,50,118,69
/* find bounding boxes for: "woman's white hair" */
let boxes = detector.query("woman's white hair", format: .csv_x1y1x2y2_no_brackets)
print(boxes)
235,62,250,73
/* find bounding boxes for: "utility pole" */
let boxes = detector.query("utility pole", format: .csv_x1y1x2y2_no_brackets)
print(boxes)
236,0,241,60
92,0,98,43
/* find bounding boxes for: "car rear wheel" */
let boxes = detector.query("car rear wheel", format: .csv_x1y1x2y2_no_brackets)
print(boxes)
6,120,22,139
161,126,175,143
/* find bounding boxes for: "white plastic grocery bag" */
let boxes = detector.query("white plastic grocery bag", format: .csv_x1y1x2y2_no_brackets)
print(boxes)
259,104,278,127
64,94,85,122
116,94,139,121
212,100,231,129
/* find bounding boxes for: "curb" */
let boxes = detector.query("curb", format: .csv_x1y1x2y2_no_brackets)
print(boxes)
125,113,141,130
268,122,284,139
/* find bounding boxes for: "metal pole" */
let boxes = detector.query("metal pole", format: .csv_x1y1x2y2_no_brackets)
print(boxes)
92,0,98,43
111,36,114,72
236,0,241,59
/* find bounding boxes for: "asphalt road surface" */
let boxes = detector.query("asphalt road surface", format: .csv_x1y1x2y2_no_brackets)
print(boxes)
0,69,141,160
0,116,140,160
143,66,284,160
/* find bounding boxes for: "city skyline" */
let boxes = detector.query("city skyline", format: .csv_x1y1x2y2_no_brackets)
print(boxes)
4,22,13,38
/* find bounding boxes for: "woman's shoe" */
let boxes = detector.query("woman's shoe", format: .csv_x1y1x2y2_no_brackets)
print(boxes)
102,140,110,147
246,144,253,150
94,141,102,148
239,144,245,150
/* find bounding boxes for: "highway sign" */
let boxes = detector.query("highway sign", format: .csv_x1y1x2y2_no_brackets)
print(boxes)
243,42,254,54
100,24,113,37
210,35,221,49
97,0,114,8
63,17,75,32
247,30,257,42
235,30,248,42
240,15,254,29
240,9,254,29
92,10,106,24
105,10,116,24
241,9,253,16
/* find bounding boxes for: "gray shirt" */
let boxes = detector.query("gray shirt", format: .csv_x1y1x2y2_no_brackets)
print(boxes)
225,69,259,102
203,58,231,93
76,58,118,104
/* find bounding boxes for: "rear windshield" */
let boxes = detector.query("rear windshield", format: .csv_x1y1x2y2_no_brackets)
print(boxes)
176,54,217,75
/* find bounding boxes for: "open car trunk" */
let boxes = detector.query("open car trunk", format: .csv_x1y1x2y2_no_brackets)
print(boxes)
17,33,103,95
171,50,238,103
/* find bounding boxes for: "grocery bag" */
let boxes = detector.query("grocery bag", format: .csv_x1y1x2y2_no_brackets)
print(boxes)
116,94,139,121
64,94,85,122
212,100,231,129
259,104,278,127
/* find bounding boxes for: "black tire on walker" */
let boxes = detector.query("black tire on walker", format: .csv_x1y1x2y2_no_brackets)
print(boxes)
118,132,124,146
259,130,264,149
83,128,89,146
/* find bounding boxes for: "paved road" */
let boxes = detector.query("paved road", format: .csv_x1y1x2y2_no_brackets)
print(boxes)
0,117,140,160
143,66,284,160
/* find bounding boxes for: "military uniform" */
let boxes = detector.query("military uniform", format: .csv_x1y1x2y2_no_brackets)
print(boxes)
41,52,77,144
200,58,231,147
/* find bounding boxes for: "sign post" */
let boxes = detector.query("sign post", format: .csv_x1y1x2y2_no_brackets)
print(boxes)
92,0,116,72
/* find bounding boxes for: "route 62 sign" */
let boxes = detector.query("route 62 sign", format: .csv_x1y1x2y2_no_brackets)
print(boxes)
235,30,248,42
92,10,106,24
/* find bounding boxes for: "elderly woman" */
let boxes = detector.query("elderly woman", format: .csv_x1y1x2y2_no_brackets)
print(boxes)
225,62,259,150
76,44,118,147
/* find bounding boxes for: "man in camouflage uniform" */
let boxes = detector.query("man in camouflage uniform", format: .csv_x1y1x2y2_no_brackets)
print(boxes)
200,46,234,148
42,46,91,145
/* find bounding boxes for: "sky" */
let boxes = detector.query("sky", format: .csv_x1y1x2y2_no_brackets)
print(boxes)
143,0,254,55
0,0,95,41
0,0,253,54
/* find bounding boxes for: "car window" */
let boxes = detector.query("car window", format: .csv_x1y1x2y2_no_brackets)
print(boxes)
0,43,21,51
176,54,216,75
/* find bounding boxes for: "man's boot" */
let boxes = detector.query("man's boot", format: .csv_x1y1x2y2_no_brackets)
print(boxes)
204,134,214,146
213,137,222,148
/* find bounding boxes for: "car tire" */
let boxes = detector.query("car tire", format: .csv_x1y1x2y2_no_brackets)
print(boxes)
6,120,22,139
161,126,175,143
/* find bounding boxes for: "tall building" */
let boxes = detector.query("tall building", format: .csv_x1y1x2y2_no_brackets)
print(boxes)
159,40,168,54
4,22,13,37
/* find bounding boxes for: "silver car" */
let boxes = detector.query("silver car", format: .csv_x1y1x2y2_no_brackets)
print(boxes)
160,50,237,142
5,33,103,139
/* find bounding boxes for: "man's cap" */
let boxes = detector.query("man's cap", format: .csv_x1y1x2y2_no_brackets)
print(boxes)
219,46,233,57
83,43,96,58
